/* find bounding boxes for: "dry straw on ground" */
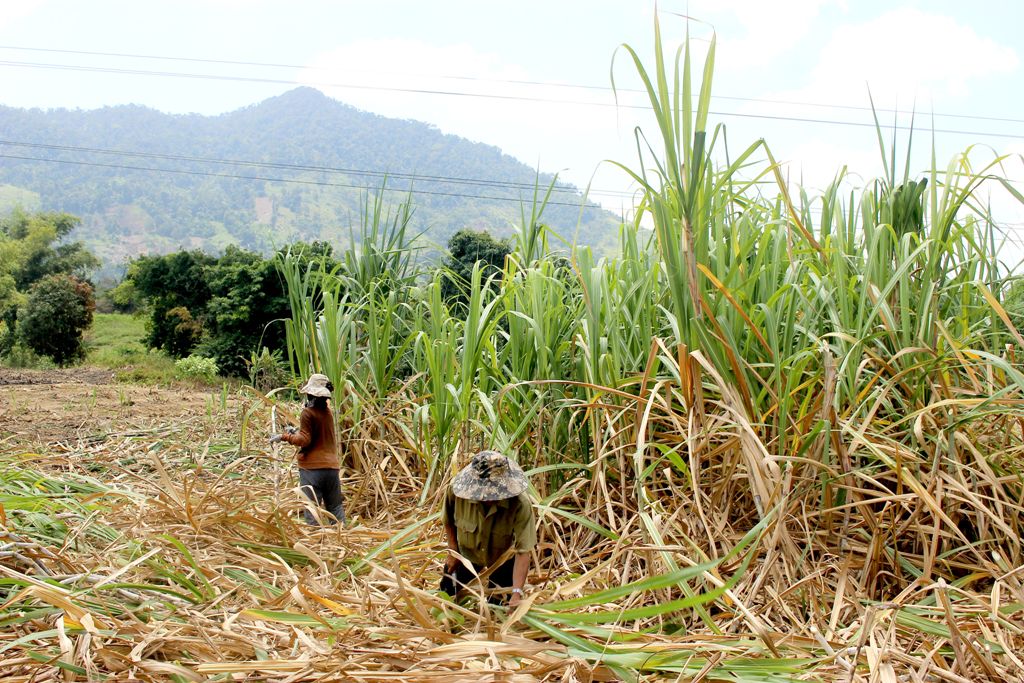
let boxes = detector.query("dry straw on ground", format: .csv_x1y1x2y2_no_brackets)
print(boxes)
1,381,1022,682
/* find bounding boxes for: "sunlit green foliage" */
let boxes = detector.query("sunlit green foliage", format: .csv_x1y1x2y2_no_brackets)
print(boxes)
0,210,99,358
2,15,1022,681
440,229,511,308
0,210,99,290
126,242,338,376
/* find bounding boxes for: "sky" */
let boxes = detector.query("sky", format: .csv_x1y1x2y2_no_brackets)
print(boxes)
2,0,1023,265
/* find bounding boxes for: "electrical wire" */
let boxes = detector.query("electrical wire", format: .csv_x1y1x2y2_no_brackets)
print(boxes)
6,150,1024,234
0,152,614,210
1,59,1023,141
2,44,1023,126
0,139,639,199
2,49,1022,231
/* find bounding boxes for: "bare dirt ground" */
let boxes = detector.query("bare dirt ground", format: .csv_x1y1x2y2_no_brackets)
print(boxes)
0,366,221,446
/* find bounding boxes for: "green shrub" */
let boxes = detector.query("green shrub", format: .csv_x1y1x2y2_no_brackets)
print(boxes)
174,354,219,382
1,342,56,369
123,243,333,377
106,278,142,313
131,250,215,357
440,229,511,307
246,346,288,392
16,274,94,365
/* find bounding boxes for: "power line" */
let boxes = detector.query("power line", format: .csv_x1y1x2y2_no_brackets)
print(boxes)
0,45,314,71
2,44,1023,127
0,152,615,210
3,138,1021,216
2,59,1024,141
6,152,1024,239
0,139,637,199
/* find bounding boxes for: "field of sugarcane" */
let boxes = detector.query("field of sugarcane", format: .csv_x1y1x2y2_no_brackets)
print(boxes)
4,19,1024,682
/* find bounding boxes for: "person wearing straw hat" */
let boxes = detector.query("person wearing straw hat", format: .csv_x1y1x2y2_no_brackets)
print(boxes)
441,450,536,606
269,373,346,526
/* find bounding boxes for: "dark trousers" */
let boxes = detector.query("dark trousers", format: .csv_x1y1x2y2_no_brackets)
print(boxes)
298,468,346,525
440,557,515,602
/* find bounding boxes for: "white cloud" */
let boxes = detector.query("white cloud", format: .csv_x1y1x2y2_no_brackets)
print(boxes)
802,8,1018,105
193,0,272,4
0,0,45,28
292,8,1024,240
687,0,842,69
777,138,879,191
720,8,1021,207
298,40,531,142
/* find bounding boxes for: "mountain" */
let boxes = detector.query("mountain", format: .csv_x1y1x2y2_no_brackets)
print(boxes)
0,88,622,275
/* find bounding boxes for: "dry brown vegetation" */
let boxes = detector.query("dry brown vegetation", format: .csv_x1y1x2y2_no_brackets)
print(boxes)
2,375,1023,681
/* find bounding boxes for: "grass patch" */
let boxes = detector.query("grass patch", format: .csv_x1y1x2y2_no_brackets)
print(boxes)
85,313,238,388
84,313,179,384
85,312,148,352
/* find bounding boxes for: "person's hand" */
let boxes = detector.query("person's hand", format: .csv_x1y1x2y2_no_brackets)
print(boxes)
509,588,523,607
269,433,283,444
444,552,459,572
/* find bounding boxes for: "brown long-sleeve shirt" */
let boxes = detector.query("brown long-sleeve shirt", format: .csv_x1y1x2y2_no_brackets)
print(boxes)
281,404,339,470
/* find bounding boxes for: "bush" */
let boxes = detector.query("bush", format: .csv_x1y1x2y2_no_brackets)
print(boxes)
142,302,205,358
198,246,289,377
164,306,204,357
17,274,94,365
174,354,219,382
246,346,288,392
124,242,335,377
131,250,215,357
106,278,142,313
440,229,511,307
1,343,56,369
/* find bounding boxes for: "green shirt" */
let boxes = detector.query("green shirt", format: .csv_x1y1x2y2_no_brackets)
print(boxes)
444,490,537,568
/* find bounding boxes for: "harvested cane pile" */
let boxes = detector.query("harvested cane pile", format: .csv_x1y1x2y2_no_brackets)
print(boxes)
1,384,1022,682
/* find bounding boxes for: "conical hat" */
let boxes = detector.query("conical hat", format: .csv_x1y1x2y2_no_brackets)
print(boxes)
299,373,332,398
452,451,529,501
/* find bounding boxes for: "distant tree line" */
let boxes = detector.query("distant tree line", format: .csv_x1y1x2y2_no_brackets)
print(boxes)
118,241,339,378
120,229,513,378
0,206,516,375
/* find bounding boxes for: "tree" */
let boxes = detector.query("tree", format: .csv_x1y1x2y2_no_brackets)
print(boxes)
106,277,142,313
17,274,95,365
440,229,511,307
163,306,204,357
0,211,98,352
0,210,99,289
198,245,290,377
129,250,215,356
122,241,336,375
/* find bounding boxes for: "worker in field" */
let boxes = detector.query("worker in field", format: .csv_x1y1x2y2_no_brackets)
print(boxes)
441,450,536,606
269,373,346,525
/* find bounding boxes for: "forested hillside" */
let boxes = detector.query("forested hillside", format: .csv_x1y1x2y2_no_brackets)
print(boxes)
0,87,621,273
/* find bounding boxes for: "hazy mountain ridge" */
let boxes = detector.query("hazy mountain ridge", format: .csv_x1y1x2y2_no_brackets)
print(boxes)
0,87,621,274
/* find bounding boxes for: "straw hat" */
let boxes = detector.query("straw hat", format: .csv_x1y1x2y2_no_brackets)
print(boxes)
299,373,333,398
452,451,529,501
